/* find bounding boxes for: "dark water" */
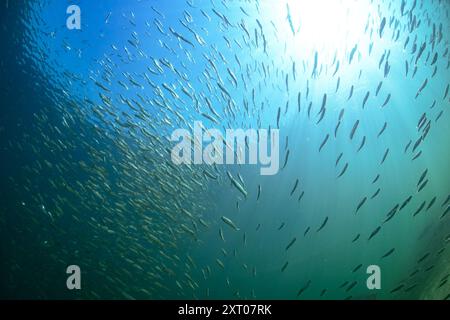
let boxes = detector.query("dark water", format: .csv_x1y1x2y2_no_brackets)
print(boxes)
0,0,449,300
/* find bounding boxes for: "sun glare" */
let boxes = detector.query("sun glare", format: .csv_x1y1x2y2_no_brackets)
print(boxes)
267,0,374,61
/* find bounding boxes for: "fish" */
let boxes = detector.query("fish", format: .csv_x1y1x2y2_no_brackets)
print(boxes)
285,74,289,93
221,216,239,231
199,218,209,228
418,179,428,192
276,107,281,128
334,121,341,137
426,197,436,211
404,140,412,153
417,169,428,187
240,7,250,17
415,42,426,65
399,196,412,211
169,27,194,47
338,108,345,121
216,258,225,269
336,153,343,166
227,68,238,87
437,280,448,289
282,150,290,169
430,52,438,66
355,197,367,214
368,226,381,241
349,44,358,64
347,85,354,100
443,84,449,100
286,3,295,36
441,206,450,219
380,93,391,108
219,228,225,242
285,237,297,251
316,108,326,124
349,120,359,140
304,227,310,236
292,62,296,80
375,81,383,96
298,191,305,202
380,148,389,165
227,171,248,198
415,78,428,99
404,284,418,292
319,134,329,152
390,284,404,294
311,51,318,77
346,281,357,292
379,17,386,38
400,0,406,15
417,253,430,264
337,163,349,178
357,136,366,152
201,112,219,124
372,174,380,184
377,122,387,138
290,179,299,196
412,151,422,161
381,248,395,259
217,81,231,98
317,217,329,232
403,35,410,49
352,264,363,273
320,93,327,112
333,61,340,77
371,188,381,199
384,204,399,223
362,91,370,109
412,65,418,78
441,194,450,207
297,280,311,296
418,113,427,129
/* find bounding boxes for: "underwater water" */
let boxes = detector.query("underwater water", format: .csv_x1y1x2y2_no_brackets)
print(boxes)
0,0,449,300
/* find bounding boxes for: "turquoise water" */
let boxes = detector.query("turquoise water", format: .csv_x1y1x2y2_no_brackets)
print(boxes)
0,0,449,299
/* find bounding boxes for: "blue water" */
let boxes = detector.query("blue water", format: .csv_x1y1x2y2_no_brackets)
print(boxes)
0,0,449,299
